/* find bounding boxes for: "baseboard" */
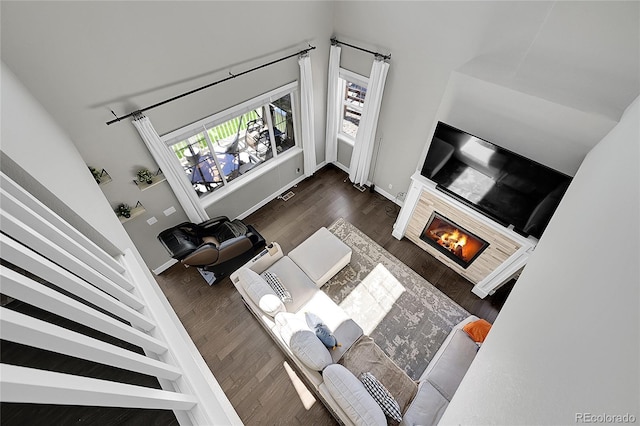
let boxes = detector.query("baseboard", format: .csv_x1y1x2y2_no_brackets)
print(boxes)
152,258,178,275
374,186,405,207
471,285,489,299
237,174,308,220
328,161,404,207
332,161,350,174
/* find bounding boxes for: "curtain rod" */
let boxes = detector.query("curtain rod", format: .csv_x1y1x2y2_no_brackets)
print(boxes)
331,37,391,61
106,45,316,125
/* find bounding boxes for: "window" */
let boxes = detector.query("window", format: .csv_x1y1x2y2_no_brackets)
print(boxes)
338,69,368,142
162,84,298,198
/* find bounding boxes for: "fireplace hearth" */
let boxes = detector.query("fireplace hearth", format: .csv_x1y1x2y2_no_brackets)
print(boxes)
394,174,537,297
420,212,489,269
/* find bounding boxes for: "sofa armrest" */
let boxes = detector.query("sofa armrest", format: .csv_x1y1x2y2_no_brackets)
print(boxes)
419,316,478,382
231,243,283,282
400,381,449,426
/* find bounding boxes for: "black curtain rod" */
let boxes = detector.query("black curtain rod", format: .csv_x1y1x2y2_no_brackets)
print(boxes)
331,37,391,61
106,45,316,125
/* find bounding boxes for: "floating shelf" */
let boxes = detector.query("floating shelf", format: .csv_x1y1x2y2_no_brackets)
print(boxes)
89,166,112,186
98,169,112,185
133,169,166,191
117,201,146,224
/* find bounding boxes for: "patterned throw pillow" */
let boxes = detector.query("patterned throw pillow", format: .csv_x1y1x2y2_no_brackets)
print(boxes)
261,271,292,303
359,372,402,422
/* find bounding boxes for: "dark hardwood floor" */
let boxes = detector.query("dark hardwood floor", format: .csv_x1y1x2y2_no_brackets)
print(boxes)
155,165,515,425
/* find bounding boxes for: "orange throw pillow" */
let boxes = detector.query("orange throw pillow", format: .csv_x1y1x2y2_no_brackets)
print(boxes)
463,319,492,343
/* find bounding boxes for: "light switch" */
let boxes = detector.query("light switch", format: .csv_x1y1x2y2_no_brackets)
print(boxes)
147,216,158,225
163,206,176,216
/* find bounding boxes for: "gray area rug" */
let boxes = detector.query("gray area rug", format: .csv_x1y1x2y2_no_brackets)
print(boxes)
325,218,470,380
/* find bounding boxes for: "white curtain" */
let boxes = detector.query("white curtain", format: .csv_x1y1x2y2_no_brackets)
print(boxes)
349,57,390,186
298,53,317,178
324,44,342,164
132,114,209,223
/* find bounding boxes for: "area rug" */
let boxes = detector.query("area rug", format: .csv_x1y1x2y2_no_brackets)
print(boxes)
325,218,470,380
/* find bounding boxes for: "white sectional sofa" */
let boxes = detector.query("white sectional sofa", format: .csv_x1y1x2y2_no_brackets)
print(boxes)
230,228,480,426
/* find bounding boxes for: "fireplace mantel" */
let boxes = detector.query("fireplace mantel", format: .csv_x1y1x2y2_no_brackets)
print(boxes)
393,173,537,298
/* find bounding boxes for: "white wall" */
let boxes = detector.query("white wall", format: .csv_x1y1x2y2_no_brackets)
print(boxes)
1,62,132,252
1,1,334,271
332,1,638,197
433,72,618,176
3,1,638,270
441,96,640,424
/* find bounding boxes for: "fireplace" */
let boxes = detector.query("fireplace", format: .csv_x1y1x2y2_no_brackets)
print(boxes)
420,212,489,269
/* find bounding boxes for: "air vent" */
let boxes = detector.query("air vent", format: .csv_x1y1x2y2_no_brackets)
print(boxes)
280,191,295,201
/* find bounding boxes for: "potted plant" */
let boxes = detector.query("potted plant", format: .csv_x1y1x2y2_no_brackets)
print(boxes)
89,166,102,184
116,203,131,218
137,168,154,184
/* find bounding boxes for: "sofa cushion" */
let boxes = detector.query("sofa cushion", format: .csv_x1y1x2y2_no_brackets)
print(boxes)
266,256,317,312
425,329,478,401
323,364,387,426
400,381,449,426
289,227,352,287
339,335,417,413
236,268,284,317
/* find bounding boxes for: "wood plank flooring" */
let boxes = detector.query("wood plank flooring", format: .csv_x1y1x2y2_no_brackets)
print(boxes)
155,165,515,425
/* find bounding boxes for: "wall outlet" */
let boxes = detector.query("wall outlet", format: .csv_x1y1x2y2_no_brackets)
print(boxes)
388,184,393,190
163,206,176,216
147,216,158,225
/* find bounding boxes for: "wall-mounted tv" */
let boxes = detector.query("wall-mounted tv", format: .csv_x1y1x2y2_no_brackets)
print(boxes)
420,122,572,239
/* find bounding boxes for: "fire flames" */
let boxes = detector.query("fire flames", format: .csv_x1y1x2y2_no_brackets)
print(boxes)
440,230,467,250
430,228,468,258
422,214,488,267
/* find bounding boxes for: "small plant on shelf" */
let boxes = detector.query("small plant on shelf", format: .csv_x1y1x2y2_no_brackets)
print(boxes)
89,166,102,184
116,203,131,218
137,168,154,184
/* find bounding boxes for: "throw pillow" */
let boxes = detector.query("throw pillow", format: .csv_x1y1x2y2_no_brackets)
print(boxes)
275,313,308,345
236,268,285,317
315,323,341,351
304,311,323,328
462,318,492,343
323,364,387,425
261,271,292,303
304,312,341,350
359,372,403,422
289,330,333,371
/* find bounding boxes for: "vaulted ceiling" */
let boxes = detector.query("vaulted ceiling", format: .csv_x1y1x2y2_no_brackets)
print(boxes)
2,1,637,141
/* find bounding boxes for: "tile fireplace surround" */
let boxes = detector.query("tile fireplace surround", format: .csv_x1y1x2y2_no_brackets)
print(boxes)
393,172,537,298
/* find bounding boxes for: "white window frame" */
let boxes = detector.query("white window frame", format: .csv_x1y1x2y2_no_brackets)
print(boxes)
338,68,369,146
161,82,301,208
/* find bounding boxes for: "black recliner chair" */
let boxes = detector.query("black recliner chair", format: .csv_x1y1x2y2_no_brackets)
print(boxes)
158,216,265,282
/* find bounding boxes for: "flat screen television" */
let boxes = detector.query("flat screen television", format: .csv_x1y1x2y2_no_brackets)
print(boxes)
420,122,572,239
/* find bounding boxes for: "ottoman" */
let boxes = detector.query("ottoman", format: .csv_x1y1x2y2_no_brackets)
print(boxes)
289,227,352,287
